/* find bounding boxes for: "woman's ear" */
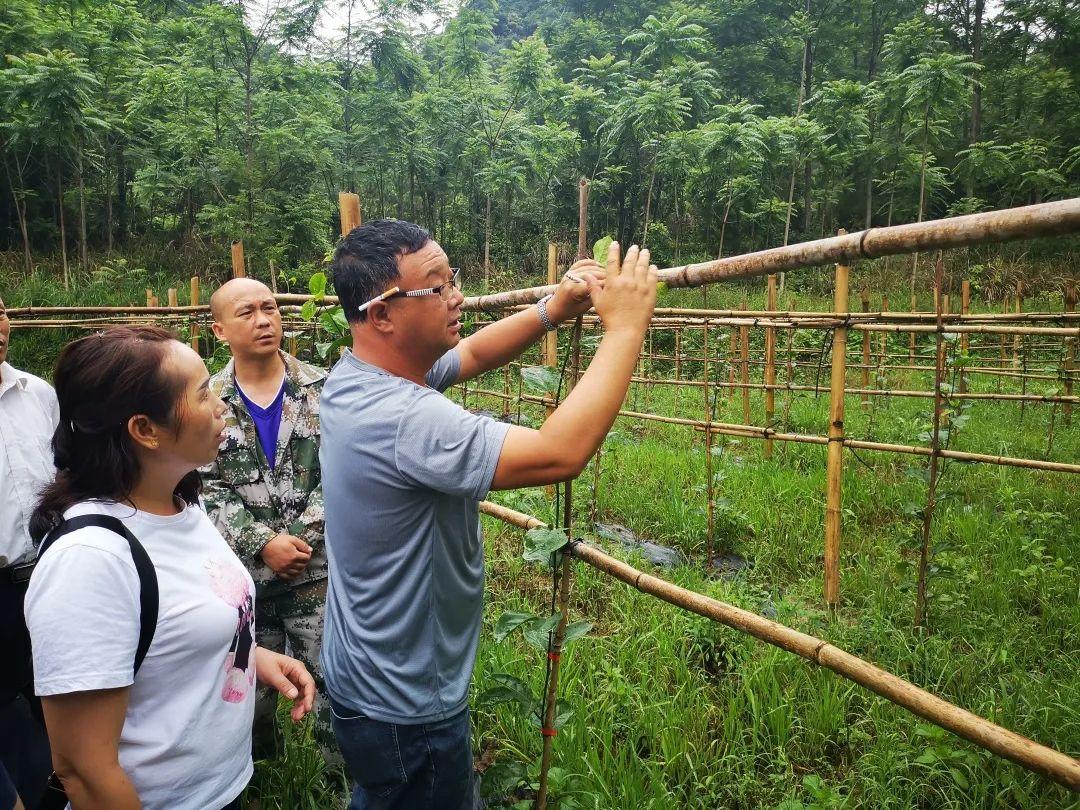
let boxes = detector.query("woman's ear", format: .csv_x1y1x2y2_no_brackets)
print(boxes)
128,414,160,450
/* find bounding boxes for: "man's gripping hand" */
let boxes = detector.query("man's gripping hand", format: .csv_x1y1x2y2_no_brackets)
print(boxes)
545,258,606,324
259,533,312,581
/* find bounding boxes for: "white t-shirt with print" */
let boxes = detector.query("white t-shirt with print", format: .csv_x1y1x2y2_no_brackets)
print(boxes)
25,500,257,810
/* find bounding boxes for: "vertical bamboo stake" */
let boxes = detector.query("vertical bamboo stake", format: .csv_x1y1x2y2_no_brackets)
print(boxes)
167,288,178,308
190,276,201,353
764,275,777,458
1065,282,1077,425
728,319,737,401
149,295,159,307
339,191,362,237
231,241,246,278
960,280,970,393
145,288,153,307
879,295,889,368
824,229,850,610
1013,286,1022,369
545,244,558,369
576,179,589,262
268,259,278,295
702,323,710,419
739,301,750,425
909,290,917,364
915,253,947,629
542,244,559,498
536,315,583,810
861,290,870,406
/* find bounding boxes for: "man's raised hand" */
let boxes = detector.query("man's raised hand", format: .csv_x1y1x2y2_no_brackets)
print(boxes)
591,241,657,336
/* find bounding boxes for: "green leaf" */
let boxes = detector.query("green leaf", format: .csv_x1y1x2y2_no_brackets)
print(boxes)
531,698,574,729
523,614,560,649
520,365,561,395
478,673,535,711
523,527,568,563
300,299,317,321
308,271,327,298
319,305,348,336
494,611,538,643
949,767,970,789
562,620,592,645
592,235,614,263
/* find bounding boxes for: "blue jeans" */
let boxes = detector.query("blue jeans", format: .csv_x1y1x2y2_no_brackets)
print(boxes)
329,697,480,810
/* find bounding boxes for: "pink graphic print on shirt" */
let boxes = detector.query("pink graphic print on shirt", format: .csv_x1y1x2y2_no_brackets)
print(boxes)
206,559,256,703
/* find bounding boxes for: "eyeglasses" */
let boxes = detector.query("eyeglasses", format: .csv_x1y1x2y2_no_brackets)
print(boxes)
357,267,461,314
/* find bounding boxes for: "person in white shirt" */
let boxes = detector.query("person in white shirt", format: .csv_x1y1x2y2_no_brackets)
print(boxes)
0,294,56,807
24,325,316,810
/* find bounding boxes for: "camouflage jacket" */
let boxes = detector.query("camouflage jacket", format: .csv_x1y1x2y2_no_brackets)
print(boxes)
201,351,327,595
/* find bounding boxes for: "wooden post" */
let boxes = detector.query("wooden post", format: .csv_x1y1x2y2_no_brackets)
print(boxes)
231,241,246,278
915,253,948,628
824,229,850,610
577,178,589,261
150,295,158,307
167,288,178,308
339,191,362,237
268,259,278,295
861,290,871,406
960,280,970,393
739,301,750,425
190,277,201,353
1065,282,1076,425
145,288,153,307
764,275,777,458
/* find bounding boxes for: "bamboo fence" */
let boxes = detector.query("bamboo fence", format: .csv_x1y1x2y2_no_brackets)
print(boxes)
475,501,1080,792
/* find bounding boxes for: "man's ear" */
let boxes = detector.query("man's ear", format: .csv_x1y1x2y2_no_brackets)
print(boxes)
210,320,227,341
127,414,161,451
365,302,395,334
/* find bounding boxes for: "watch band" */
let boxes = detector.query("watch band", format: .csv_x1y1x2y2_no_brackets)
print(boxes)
536,294,558,332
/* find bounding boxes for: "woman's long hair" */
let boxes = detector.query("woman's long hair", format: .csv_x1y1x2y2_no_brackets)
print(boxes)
30,326,202,540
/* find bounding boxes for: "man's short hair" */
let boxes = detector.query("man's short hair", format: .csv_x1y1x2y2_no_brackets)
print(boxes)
332,219,432,323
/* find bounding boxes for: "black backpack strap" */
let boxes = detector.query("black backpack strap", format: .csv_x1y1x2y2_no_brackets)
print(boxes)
39,514,159,674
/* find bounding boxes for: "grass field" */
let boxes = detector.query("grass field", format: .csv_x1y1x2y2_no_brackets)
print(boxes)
3,264,1078,808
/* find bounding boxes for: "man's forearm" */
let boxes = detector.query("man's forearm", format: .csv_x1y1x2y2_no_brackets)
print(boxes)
456,305,550,381
539,326,644,464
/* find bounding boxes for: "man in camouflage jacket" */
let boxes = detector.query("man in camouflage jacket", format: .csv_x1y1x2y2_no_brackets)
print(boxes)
200,278,335,760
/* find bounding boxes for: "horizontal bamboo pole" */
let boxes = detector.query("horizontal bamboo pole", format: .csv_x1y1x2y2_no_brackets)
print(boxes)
484,391,1080,473
620,376,1080,404
477,501,1080,791
465,199,1080,309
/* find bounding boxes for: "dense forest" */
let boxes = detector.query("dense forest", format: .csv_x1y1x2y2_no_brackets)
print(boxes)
2,0,1079,288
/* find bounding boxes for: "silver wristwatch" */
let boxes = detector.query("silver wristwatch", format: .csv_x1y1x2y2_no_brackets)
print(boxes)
536,294,558,331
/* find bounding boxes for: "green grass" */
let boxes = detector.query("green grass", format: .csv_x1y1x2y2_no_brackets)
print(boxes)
3,264,1078,808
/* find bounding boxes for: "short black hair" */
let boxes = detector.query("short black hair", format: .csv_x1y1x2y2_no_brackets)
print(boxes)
332,219,432,323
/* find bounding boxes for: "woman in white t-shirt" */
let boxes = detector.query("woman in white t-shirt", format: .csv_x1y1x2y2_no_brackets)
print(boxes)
24,326,315,810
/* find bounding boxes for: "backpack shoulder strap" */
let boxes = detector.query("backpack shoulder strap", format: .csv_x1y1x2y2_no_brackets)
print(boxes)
39,514,159,675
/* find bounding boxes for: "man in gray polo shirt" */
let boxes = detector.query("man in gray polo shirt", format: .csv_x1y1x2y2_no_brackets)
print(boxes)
321,219,656,809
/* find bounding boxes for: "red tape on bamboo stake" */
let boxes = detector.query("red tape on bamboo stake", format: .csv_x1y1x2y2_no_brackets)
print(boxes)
541,728,558,737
